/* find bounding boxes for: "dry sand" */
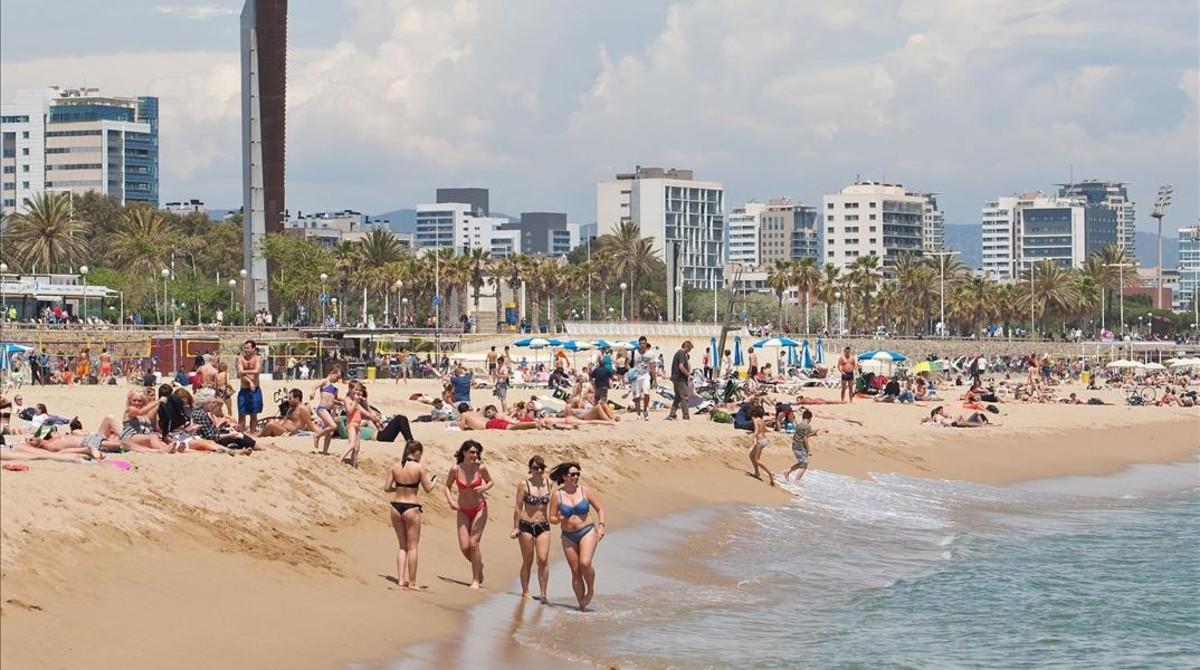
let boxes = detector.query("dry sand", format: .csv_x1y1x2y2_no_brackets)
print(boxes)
1,374,1196,670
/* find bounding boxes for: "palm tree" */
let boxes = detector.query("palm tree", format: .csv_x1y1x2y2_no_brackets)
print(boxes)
767,260,792,326
465,247,490,318
496,254,528,326
848,255,882,330
7,191,89,272
360,228,405,267
790,257,820,334
815,264,842,332
598,221,660,318
111,205,177,277
1022,260,1081,335
893,252,924,335
874,282,902,334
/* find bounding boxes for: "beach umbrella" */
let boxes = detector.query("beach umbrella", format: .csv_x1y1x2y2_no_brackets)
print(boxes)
558,340,593,351
814,338,825,365
514,337,551,348
799,339,814,369
1105,359,1139,369
858,350,906,362
733,335,743,367
912,360,944,374
592,339,617,349
753,337,802,348
1142,361,1166,371
1169,357,1200,368
710,336,718,362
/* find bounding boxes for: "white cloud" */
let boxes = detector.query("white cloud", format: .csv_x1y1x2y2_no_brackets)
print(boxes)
156,5,238,21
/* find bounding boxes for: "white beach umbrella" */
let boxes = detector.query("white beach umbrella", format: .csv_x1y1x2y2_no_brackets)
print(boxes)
1105,359,1139,369
1142,361,1166,371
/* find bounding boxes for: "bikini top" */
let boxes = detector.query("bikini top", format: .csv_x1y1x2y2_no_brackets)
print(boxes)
523,480,551,506
456,467,483,490
321,384,337,394
394,461,421,488
557,488,590,518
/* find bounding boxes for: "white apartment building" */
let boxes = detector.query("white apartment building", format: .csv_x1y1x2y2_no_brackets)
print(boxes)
1059,180,1135,252
414,203,521,258
162,199,205,215
1177,226,1199,315
822,181,924,269
727,202,765,267
2,87,158,214
285,210,409,250
920,193,945,251
596,166,725,321
981,192,1118,280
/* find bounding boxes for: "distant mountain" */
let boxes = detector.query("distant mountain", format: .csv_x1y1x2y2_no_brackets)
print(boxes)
371,209,417,234
943,224,982,269
1133,231,1177,269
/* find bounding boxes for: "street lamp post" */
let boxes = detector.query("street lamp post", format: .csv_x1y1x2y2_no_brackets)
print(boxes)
320,273,328,327
713,274,719,324
161,268,171,326
1026,260,1036,339
0,262,7,320
394,280,402,327
620,282,628,320
929,250,958,337
239,269,248,327
1151,185,1173,312
228,279,237,323
401,297,408,325
331,297,338,327
674,285,683,322
79,265,89,322
1104,262,1134,338
834,290,843,334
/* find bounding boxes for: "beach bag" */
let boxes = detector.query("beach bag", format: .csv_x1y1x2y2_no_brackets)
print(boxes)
1087,397,1104,405
985,404,1000,414
18,408,35,421
711,409,733,424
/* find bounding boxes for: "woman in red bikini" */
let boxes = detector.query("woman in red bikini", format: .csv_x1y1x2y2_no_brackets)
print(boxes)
443,439,494,589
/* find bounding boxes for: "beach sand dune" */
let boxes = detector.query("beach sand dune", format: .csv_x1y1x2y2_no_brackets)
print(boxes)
1,377,1195,669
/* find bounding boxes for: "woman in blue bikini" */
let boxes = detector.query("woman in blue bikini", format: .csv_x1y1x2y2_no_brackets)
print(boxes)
386,440,437,590
549,461,606,611
510,454,554,603
310,365,343,454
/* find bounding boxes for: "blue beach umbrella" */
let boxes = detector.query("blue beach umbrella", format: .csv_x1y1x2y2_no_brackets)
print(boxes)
800,340,814,369
558,340,593,351
514,337,550,347
752,337,802,348
857,350,906,362
815,338,825,365
710,336,718,361
733,335,744,367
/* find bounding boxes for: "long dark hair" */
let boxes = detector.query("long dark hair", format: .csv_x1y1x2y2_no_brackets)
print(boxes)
402,440,423,464
549,461,581,485
454,439,483,464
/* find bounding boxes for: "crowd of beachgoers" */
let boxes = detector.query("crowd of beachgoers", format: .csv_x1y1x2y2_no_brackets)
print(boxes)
2,333,1196,611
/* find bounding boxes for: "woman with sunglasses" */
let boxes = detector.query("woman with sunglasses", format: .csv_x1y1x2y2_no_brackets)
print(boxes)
444,439,494,588
386,440,438,590
510,454,554,603
549,461,606,611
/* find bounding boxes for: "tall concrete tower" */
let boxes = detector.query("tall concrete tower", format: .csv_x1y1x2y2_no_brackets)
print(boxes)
240,0,287,312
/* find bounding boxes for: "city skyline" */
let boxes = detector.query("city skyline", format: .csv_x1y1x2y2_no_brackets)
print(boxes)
1,0,1196,234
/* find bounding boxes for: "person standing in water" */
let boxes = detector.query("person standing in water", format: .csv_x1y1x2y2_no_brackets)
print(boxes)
386,440,438,590
444,440,493,589
549,461,606,611
511,454,554,603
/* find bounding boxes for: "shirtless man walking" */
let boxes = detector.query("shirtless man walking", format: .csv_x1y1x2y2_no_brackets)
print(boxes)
98,348,114,384
196,356,219,390
838,346,857,403
486,346,499,382
237,340,263,432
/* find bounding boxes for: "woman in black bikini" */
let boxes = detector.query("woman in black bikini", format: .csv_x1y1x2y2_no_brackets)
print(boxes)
510,454,553,603
443,440,493,589
387,440,438,589
548,461,606,611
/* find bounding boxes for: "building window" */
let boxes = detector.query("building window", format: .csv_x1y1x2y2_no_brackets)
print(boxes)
21,131,29,139
846,215,859,221
826,203,834,209
869,214,876,220
869,238,876,244
21,148,29,156
21,181,29,189
826,215,833,221
869,202,877,208
21,164,28,172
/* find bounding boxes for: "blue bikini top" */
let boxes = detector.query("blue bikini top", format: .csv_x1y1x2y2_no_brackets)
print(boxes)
557,488,590,518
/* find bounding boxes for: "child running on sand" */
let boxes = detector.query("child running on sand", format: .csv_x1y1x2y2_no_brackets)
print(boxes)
785,409,820,482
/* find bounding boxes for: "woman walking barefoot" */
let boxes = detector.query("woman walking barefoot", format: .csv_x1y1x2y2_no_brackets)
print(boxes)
444,440,493,588
340,382,378,468
310,365,343,454
549,462,606,611
386,440,437,590
511,455,553,603
746,405,775,486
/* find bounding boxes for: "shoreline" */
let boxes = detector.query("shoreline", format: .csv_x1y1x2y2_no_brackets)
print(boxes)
1,380,1197,670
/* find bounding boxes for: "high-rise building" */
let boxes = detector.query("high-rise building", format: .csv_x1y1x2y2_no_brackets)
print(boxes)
821,181,924,269
596,166,725,321
500,212,579,256
980,191,1117,280
1058,180,1134,252
241,0,288,311
726,202,764,267
1,87,159,214
791,204,820,263
436,187,489,217
920,193,944,251
1178,226,1200,317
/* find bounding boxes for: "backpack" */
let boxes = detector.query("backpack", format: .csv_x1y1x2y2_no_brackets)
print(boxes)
711,409,733,424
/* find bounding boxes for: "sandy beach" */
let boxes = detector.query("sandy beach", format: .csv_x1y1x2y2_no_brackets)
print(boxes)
1,373,1196,669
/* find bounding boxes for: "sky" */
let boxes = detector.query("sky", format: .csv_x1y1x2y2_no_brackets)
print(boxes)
2,0,1197,234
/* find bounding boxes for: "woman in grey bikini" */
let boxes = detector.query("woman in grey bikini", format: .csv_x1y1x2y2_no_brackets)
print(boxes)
549,461,606,611
510,454,554,603
386,440,437,589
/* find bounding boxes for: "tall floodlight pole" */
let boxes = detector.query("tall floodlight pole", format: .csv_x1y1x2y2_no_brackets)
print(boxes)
620,282,628,321
320,273,328,326
1151,185,1173,314
1027,260,1036,339
239,269,248,327
79,265,89,321
929,250,958,337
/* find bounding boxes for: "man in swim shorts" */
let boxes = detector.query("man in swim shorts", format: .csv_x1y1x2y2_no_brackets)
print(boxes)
838,347,856,403
237,340,263,432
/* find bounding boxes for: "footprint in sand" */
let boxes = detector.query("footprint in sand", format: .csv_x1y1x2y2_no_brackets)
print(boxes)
5,598,44,612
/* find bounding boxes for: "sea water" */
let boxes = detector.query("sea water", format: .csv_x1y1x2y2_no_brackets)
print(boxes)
372,461,1200,669
512,462,1200,669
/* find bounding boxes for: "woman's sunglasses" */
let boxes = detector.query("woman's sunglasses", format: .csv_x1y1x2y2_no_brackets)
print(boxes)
567,471,581,477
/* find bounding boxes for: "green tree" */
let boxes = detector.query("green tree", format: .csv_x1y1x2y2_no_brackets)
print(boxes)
7,191,89,272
